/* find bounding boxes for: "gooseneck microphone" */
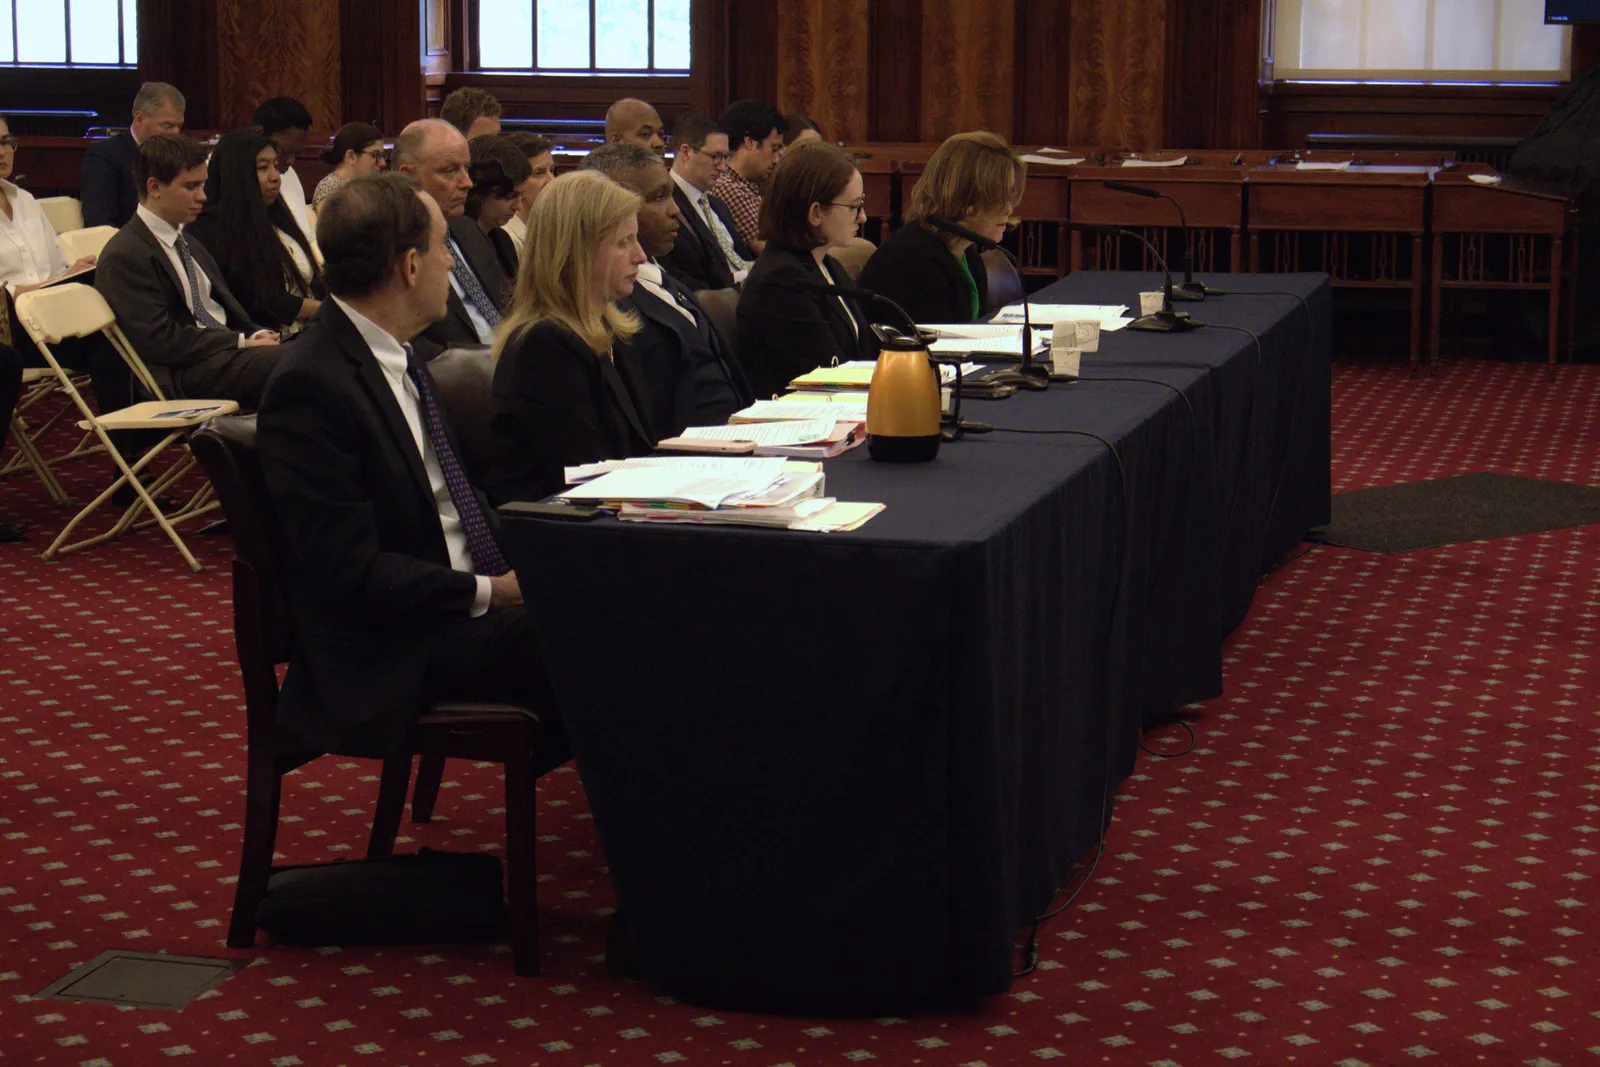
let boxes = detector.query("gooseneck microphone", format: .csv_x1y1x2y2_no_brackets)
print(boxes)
923,215,1047,385
1064,222,1197,332
1101,181,1226,301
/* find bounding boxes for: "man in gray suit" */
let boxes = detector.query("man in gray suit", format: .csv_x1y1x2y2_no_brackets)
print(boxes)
94,134,279,407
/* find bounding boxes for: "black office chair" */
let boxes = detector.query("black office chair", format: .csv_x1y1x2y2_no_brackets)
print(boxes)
981,248,1025,315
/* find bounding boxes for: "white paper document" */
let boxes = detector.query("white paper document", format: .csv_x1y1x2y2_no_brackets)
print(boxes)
560,455,787,495
677,419,837,447
1296,160,1352,171
733,400,870,424
992,304,1131,332
1120,156,1188,168
1020,153,1085,167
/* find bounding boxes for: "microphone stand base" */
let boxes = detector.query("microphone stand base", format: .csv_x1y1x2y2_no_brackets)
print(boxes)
1173,281,1226,300
1127,310,1199,332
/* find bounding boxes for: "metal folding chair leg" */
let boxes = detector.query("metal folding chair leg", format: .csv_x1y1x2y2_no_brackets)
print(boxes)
5,414,69,505
43,429,207,572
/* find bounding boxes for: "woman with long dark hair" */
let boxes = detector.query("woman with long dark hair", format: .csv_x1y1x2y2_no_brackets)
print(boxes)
186,128,325,333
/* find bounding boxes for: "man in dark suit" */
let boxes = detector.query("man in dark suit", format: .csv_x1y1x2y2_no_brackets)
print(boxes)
80,81,185,229
256,173,548,758
393,119,510,351
663,114,753,293
585,144,751,437
95,134,280,407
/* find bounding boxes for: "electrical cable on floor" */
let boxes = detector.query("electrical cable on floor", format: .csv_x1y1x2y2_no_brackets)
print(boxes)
1138,718,1197,758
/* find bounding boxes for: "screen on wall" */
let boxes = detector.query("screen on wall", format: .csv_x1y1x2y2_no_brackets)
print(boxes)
1548,1,1600,23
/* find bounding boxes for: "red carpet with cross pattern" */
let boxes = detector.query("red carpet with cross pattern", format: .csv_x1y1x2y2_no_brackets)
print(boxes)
2,356,1598,1067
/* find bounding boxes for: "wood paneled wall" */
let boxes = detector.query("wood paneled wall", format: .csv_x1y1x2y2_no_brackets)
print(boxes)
216,0,343,133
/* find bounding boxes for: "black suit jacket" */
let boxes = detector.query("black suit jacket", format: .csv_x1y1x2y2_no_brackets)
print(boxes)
420,215,514,349
487,226,520,287
660,182,751,292
855,220,990,325
486,320,655,505
80,131,141,229
94,214,264,397
256,302,488,757
616,269,753,438
736,245,878,399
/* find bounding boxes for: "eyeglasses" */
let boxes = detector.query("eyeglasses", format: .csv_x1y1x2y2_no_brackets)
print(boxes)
361,148,387,161
830,200,867,216
0,136,19,151
695,149,730,163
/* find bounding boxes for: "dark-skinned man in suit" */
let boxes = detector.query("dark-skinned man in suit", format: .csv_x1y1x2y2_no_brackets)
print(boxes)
584,143,751,439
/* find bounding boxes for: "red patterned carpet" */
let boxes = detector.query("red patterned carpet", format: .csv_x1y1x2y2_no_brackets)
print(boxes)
2,357,1598,1067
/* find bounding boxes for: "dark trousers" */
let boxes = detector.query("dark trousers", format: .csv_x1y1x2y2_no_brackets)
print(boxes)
1,344,22,439
422,605,569,766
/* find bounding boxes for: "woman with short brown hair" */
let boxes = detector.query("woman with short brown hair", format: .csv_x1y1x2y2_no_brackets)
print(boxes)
735,142,876,398
857,131,1026,324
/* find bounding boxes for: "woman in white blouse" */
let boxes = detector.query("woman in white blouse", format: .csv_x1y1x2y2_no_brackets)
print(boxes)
186,128,324,334
0,116,96,300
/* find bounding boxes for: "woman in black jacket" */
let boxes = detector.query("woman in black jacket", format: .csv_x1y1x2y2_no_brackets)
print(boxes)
736,142,878,398
186,128,324,334
856,131,1026,325
487,170,655,504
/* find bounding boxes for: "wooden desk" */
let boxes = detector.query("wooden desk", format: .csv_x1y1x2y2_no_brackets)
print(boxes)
1248,165,1435,372
1429,170,1577,377
1066,166,1247,274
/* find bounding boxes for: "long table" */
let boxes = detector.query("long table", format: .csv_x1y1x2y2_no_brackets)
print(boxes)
501,271,1332,1013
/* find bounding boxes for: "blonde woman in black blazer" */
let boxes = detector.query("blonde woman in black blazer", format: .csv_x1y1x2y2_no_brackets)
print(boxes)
487,170,656,503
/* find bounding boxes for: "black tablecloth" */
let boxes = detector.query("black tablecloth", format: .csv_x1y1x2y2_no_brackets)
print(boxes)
502,271,1332,1013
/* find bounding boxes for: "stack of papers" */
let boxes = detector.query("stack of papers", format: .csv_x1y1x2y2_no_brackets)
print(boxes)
788,360,980,391
1020,152,1085,167
991,304,1133,332
662,418,865,459
1296,160,1352,171
732,399,870,424
921,323,1049,358
1120,155,1188,168
556,456,883,532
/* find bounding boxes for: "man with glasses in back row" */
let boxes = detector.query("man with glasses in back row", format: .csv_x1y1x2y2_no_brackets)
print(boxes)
662,114,753,293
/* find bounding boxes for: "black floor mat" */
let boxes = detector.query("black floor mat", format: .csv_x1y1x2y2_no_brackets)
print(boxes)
1316,472,1600,554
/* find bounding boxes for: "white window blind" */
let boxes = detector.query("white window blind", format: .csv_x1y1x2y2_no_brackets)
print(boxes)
1273,0,1570,82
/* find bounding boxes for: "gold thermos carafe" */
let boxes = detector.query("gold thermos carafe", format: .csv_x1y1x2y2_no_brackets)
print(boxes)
866,330,941,462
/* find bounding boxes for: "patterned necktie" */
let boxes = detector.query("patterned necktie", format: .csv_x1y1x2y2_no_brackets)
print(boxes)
449,237,504,329
174,233,223,328
699,194,750,273
405,351,510,577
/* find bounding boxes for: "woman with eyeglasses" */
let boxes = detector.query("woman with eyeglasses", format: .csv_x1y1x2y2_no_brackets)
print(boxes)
735,142,876,398
186,128,325,334
0,116,96,301
311,122,387,211
857,131,1026,325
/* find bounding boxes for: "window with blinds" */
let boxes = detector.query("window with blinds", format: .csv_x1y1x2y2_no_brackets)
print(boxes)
1272,0,1570,82
0,0,138,66
476,0,691,73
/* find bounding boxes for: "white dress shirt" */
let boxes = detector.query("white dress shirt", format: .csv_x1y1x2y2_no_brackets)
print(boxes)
0,180,71,296
136,203,243,344
332,296,492,617
670,169,752,277
278,166,316,252
446,234,497,344
634,261,695,326
501,214,527,261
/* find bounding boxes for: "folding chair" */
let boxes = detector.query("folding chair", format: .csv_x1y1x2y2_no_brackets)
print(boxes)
13,283,238,571
5,367,70,505
56,226,119,262
36,196,83,235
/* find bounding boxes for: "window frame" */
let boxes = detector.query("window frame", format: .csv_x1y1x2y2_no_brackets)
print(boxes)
468,0,691,76
2,0,139,69
1264,0,1573,86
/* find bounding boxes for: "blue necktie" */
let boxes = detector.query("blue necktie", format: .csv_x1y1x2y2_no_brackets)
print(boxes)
174,233,222,328
449,237,503,329
405,349,509,577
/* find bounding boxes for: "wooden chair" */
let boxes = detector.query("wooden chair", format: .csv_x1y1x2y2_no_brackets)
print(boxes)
981,248,1026,315
189,416,562,977
426,345,496,482
36,196,83,235
14,283,236,571
56,226,119,262
832,236,877,280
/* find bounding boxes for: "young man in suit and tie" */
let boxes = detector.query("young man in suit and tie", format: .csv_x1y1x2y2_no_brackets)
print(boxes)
94,134,280,407
662,114,753,293
584,144,751,438
255,173,551,758
394,119,510,352
80,82,185,229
